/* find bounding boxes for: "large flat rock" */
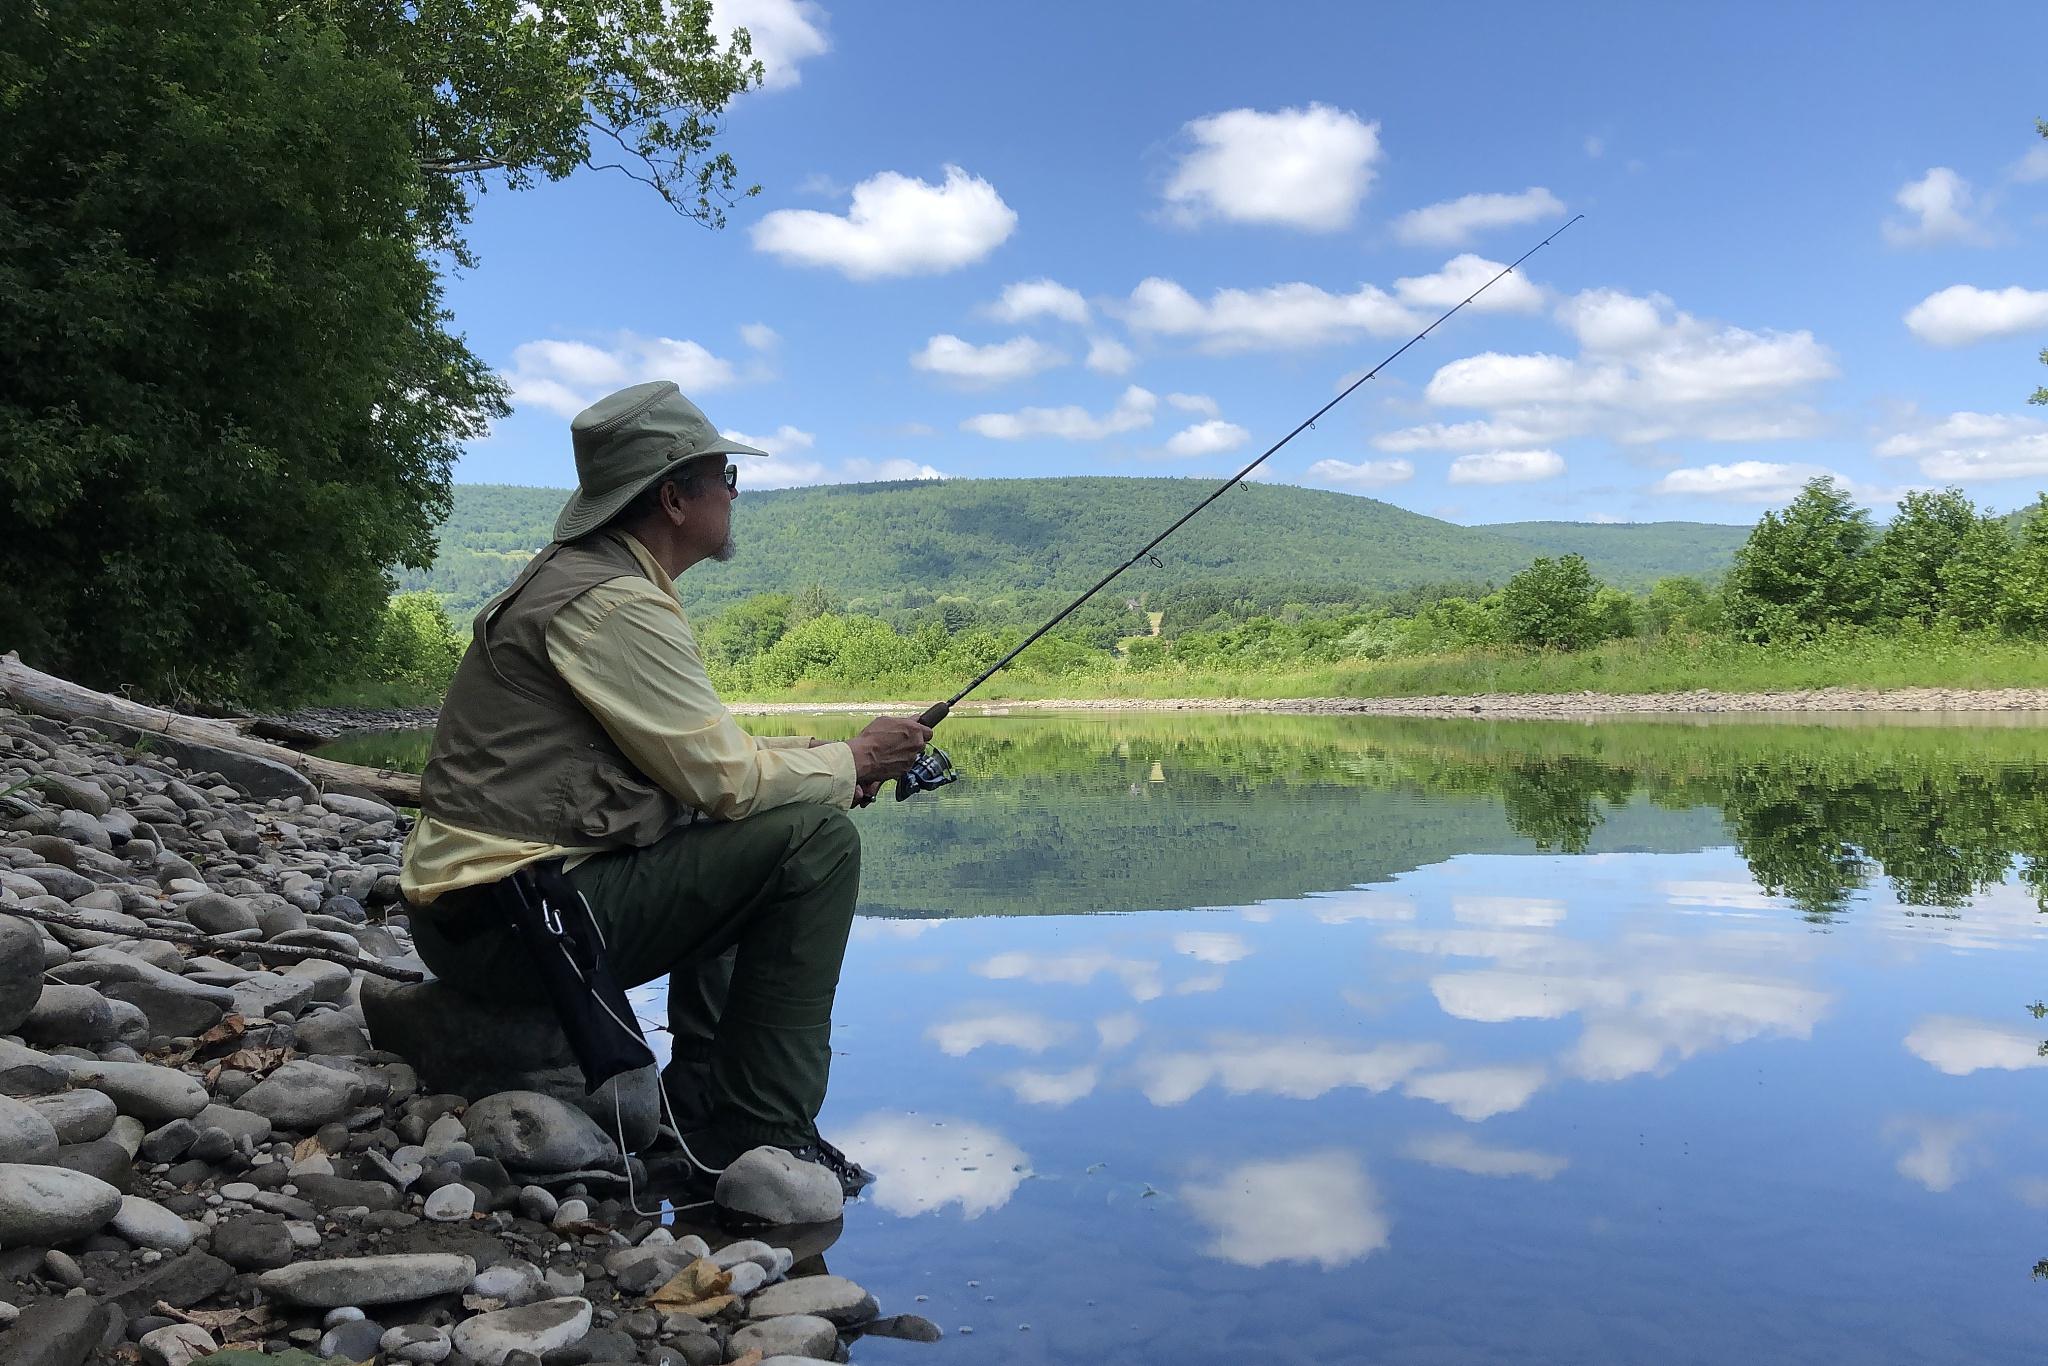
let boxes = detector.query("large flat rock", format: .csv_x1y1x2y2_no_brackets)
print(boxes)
361,977,656,1150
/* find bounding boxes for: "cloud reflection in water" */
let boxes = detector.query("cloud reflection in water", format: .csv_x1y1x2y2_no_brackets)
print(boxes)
836,1112,1032,1218
1181,1151,1390,1269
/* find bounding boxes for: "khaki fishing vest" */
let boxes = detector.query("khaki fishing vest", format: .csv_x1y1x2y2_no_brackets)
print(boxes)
419,531,693,848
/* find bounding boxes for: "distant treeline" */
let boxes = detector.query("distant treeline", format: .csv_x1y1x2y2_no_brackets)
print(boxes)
362,478,2048,700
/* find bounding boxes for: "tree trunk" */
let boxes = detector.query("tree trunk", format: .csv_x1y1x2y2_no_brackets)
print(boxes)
0,652,422,807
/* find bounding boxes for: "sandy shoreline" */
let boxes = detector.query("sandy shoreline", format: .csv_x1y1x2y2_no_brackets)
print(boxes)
723,686,2048,720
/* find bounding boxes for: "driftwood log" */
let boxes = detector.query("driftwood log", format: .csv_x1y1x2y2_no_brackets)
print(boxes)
4,902,425,982
0,652,422,807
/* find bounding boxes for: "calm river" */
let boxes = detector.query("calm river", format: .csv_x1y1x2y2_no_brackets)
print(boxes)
330,712,2048,1364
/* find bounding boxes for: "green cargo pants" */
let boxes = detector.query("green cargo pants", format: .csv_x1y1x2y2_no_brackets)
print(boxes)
410,802,861,1149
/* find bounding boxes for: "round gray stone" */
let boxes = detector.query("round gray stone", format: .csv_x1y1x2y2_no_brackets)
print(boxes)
181,893,258,936
53,1057,209,1124
726,1315,838,1362
22,1091,116,1145
20,983,118,1046
381,1324,452,1363
109,1194,195,1251
0,915,43,1035
318,1317,386,1362
234,1061,362,1131
713,1147,843,1228
0,1095,59,1165
463,1091,617,1174
422,1183,474,1222
450,1296,592,1366
0,1162,123,1248
211,1214,294,1270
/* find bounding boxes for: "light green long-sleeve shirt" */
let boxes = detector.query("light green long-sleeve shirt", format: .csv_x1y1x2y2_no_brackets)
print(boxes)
400,533,855,904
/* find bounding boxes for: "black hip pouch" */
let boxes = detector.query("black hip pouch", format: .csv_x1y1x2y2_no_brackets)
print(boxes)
490,860,655,1094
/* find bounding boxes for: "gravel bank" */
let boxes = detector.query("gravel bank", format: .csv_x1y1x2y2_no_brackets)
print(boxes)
723,686,2048,720
0,703,935,1366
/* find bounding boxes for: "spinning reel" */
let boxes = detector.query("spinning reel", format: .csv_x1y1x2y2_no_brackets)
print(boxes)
894,745,960,800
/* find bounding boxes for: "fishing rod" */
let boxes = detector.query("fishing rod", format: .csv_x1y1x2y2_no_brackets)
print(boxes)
892,214,1585,799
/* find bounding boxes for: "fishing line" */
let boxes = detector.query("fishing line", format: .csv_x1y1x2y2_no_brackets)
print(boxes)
909,214,1586,734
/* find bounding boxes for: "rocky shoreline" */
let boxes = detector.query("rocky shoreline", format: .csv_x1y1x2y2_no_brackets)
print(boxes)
0,703,935,1366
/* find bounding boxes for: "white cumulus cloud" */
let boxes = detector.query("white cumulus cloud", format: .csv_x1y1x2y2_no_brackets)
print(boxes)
1125,276,1417,352
1653,461,1832,502
1883,167,1991,247
738,322,780,351
926,1009,1068,1057
910,334,1067,385
1167,392,1220,416
1163,104,1383,232
2013,144,2048,183
1449,449,1565,484
987,278,1090,325
1084,337,1136,375
1394,254,1547,313
1875,410,2048,481
1392,187,1566,246
505,334,741,417
712,0,829,91
720,423,813,455
1904,285,2048,347
962,385,1158,442
1165,419,1250,457
751,165,1016,279
842,457,947,481
1307,458,1414,489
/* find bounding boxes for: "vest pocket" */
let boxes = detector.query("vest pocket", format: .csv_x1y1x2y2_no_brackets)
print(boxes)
560,753,687,846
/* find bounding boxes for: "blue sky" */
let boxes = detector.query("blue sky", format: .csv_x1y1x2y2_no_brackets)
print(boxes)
445,0,2048,527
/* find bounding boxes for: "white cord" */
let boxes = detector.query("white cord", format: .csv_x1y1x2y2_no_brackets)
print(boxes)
557,932,729,1185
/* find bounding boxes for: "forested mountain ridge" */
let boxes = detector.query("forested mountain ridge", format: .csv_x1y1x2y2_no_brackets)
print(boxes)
403,479,1750,620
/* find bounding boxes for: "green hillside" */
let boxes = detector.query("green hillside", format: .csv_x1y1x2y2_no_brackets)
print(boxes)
1482,519,1750,583
403,479,1748,622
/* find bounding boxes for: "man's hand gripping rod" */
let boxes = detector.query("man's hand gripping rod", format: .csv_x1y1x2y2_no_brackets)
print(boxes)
893,215,1584,799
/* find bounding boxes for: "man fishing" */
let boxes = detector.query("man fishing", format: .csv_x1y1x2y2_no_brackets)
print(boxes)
398,379,933,1198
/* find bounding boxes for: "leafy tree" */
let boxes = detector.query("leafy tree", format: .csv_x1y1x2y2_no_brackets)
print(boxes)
1940,514,2013,631
697,592,792,666
372,593,466,688
1723,477,1875,641
2003,494,2048,634
336,0,764,257
1643,575,1725,635
1588,586,1640,643
789,582,838,627
1870,488,1980,625
1,0,759,701
1498,555,1600,650
0,0,502,699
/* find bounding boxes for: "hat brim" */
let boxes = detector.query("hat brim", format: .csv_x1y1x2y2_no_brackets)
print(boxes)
552,438,771,543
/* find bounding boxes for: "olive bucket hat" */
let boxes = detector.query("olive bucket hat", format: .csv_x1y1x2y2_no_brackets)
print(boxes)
553,380,769,542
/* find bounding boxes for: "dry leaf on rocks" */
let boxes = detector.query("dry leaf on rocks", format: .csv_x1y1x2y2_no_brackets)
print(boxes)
648,1258,733,1314
727,1353,763,1366
156,1301,272,1334
221,1045,292,1076
292,1135,326,1162
461,1296,506,1313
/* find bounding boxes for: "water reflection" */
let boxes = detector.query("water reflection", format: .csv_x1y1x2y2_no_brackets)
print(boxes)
1180,1151,1390,1269
331,713,2048,1361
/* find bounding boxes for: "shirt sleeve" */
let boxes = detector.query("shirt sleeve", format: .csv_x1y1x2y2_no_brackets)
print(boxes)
546,581,857,819
755,734,818,750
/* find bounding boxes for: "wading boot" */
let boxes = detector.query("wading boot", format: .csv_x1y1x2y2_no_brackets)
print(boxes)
675,1127,875,1199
